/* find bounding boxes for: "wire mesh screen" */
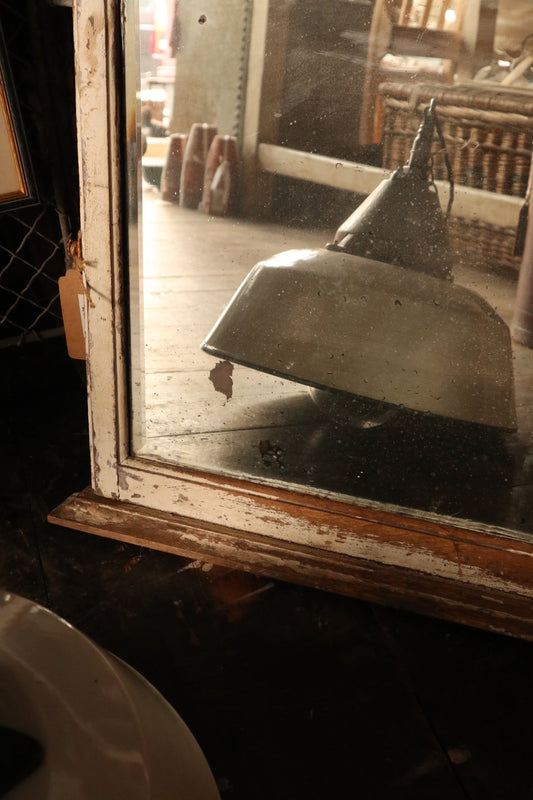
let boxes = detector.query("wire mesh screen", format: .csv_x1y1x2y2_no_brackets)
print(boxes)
0,203,65,344
0,2,78,347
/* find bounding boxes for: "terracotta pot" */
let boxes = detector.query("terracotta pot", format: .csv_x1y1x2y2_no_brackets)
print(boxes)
160,133,188,203
179,123,217,209
202,134,240,216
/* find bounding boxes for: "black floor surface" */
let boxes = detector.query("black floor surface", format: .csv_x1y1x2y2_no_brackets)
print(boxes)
2,337,533,799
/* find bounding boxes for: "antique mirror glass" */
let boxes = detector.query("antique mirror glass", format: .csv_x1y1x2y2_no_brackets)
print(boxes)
126,0,533,537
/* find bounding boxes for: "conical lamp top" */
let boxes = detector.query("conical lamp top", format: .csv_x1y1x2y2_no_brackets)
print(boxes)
329,100,453,280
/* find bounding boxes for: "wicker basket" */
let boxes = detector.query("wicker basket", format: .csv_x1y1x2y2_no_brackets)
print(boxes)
379,82,533,272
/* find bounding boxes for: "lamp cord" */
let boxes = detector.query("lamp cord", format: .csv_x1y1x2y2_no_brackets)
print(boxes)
434,111,455,218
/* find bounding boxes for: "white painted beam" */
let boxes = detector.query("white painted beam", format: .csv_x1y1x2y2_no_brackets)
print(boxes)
257,143,523,229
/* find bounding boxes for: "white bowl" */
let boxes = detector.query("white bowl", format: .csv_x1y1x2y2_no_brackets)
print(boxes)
0,592,220,800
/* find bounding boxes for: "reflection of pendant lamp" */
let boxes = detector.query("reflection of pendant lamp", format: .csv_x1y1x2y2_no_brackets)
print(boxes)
202,102,517,431
329,101,453,282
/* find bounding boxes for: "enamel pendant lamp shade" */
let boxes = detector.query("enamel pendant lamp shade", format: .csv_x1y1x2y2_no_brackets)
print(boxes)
202,104,516,431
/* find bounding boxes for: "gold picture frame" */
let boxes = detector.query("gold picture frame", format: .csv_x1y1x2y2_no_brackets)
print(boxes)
0,25,36,212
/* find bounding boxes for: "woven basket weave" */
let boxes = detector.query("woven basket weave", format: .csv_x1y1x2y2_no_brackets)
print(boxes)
379,82,533,271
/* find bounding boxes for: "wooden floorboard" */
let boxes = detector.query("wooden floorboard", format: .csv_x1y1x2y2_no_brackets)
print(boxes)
144,369,316,437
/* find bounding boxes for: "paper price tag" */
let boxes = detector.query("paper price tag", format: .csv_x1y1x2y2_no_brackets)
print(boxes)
58,268,87,360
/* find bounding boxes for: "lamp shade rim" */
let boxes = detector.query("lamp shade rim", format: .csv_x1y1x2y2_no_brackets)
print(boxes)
202,249,517,431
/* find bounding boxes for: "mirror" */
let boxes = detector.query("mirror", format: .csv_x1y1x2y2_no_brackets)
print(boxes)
126,0,533,539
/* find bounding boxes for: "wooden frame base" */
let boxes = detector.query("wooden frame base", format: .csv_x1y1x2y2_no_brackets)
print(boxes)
49,488,533,641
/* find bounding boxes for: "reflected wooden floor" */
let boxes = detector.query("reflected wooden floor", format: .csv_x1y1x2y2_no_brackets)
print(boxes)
136,187,533,537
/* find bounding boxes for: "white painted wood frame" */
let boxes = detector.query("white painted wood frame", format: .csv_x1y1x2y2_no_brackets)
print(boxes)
50,0,533,642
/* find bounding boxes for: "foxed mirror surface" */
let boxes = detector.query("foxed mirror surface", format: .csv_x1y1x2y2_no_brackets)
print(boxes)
127,0,533,537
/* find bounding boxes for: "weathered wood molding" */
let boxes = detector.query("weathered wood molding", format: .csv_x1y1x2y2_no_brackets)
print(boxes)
49,488,533,641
